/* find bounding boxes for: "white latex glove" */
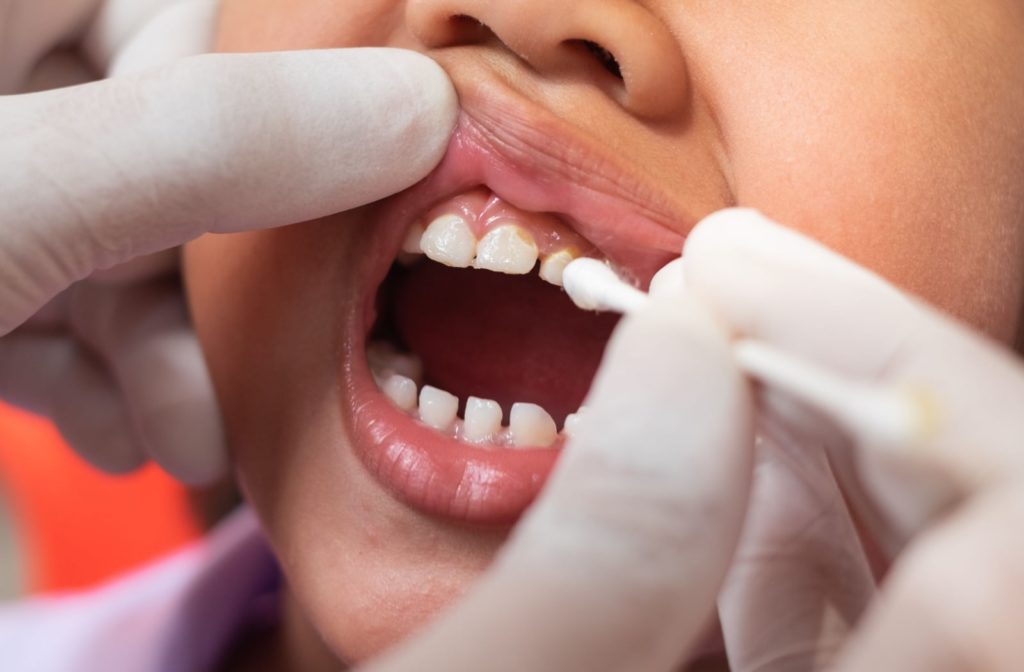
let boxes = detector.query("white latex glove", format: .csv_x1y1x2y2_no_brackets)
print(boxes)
684,209,1024,671
0,0,458,484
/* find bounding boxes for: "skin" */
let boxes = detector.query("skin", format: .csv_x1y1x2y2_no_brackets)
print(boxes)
183,1,1024,669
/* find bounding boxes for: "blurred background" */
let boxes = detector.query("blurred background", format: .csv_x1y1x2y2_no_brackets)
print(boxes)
0,402,237,600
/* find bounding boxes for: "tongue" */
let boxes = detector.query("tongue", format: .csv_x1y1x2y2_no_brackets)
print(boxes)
392,264,619,424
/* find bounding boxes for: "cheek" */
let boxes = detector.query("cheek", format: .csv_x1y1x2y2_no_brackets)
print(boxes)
733,99,1023,341
183,226,352,522
683,1,1024,340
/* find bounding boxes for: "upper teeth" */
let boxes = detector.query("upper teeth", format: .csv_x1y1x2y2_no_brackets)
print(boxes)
538,248,576,286
369,342,574,449
473,224,539,274
407,214,582,286
420,215,477,268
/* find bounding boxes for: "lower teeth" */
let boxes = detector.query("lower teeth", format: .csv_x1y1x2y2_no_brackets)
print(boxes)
367,340,581,449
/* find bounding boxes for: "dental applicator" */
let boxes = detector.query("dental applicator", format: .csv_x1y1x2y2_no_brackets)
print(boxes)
561,258,936,449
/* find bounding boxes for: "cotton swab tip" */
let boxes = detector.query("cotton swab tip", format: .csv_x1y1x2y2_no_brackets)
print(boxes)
562,258,648,314
563,257,933,452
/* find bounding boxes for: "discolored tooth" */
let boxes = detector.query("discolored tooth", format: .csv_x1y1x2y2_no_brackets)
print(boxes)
419,385,459,431
421,214,477,267
473,225,539,274
510,403,558,448
383,375,418,412
539,248,578,286
463,397,503,443
401,224,424,254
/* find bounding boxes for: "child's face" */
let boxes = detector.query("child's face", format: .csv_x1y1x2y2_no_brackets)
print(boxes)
185,0,1024,665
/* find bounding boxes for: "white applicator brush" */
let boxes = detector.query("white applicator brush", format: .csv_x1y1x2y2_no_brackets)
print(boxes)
561,258,934,448
560,258,650,314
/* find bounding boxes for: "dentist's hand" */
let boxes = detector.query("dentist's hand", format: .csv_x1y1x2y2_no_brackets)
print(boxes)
0,0,457,484
685,209,1024,671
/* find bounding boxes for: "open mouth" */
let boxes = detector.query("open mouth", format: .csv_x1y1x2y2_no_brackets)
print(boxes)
370,187,619,449
342,95,694,525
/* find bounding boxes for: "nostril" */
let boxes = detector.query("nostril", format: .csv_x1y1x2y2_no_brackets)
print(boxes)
408,0,687,119
570,40,623,80
445,14,496,45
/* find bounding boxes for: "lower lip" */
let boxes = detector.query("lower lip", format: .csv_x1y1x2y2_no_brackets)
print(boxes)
342,331,730,656
342,333,561,524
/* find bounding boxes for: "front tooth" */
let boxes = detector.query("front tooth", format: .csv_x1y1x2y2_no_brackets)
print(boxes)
419,385,459,431
473,225,539,274
510,403,558,448
463,397,503,443
420,215,477,268
383,375,418,412
401,224,424,254
539,248,578,286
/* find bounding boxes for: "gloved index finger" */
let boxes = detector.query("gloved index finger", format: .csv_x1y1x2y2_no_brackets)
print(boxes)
0,48,458,334
683,208,1024,550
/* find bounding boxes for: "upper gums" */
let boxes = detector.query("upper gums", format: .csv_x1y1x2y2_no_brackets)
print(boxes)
396,101,691,286
418,188,597,259
399,187,600,287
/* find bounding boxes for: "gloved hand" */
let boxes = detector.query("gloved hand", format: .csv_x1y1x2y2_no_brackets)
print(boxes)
0,0,458,484
684,209,1024,671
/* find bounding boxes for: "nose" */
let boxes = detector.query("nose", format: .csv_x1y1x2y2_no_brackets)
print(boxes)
406,0,689,120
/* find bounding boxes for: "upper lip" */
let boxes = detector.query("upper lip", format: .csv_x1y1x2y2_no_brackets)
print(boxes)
379,75,698,285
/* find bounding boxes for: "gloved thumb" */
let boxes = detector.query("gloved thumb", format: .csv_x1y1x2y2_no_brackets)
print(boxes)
0,48,458,334
367,292,755,671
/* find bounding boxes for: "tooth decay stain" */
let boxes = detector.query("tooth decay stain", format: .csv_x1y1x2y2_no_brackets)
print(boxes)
473,225,539,275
